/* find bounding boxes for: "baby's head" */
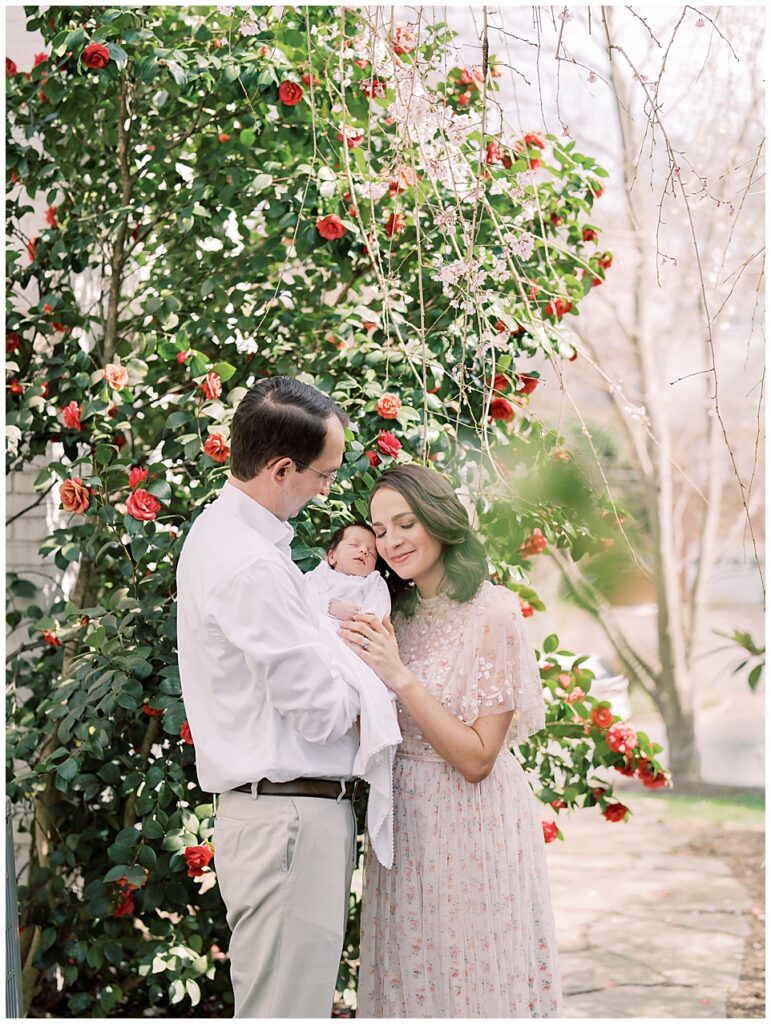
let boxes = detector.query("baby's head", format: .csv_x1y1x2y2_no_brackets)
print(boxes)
327,522,378,577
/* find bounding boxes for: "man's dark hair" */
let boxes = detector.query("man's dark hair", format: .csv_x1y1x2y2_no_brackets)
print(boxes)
230,376,349,481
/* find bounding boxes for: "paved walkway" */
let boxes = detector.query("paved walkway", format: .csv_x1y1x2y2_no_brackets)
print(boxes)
546,793,759,1017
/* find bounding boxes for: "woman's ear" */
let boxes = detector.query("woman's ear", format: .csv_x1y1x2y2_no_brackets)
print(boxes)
326,551,336,567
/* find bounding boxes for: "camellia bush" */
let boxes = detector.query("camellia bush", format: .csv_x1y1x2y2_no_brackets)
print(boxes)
6,5,668,1016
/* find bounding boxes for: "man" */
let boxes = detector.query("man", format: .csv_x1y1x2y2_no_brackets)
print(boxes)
177,376,361,1018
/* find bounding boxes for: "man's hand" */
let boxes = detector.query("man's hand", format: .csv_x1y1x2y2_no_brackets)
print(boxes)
328,599,361,621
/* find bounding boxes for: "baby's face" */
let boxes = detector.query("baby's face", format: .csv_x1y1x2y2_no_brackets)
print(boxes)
329,526,378,576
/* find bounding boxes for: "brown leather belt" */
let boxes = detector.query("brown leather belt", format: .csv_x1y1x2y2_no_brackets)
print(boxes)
234,778,358,800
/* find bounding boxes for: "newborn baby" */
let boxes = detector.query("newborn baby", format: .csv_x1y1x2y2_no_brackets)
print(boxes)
304,521,400,869
305,522,391,625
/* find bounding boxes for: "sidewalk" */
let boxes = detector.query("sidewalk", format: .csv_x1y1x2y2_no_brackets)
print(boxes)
546,792,762,1018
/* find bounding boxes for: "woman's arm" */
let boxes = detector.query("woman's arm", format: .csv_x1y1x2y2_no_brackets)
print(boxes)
338,613,513,783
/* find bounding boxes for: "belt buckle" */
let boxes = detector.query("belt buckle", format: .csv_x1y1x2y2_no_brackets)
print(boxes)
336,778,347,803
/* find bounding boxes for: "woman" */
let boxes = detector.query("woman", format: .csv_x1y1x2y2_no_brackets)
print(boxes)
338,465,562,1018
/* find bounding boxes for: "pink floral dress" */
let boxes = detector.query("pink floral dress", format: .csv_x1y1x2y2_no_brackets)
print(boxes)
357,582,562,1018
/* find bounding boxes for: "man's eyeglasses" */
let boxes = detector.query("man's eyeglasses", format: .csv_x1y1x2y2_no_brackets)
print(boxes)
292,459,338,486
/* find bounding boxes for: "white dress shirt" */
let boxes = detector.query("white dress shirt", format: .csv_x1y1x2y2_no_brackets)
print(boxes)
176,481,360,793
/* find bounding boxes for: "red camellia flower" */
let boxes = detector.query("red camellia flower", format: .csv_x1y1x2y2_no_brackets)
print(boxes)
486,139,505,165
278,80,304,106
6,331,20,354
81,43,110,70
27,237,38,262
637,758,668,789
201,371,222,400
337,127,364,149
33,52,48,68
517,372,539,396
360,77,387,99
176,350,190,364
391,23,415,55
218,132,230,143
367,450,382,467
142,704,163,717
103,363,129,390
6,57,17,77
184,844,213,878
489,397,514,422
521,528,547,557
60,478,91,514
45,205,57,227
591,705,613,730
301,71,320,87
597,252,613,270
492,373,509,393
615,751,637,777
112,891,135,918
606,722,638,755
375,393,401,419
582,227,598,243
41,630,61,648
388,164,416,197
457,91,472,107
62,401,82,431
180,720,194,745
544,297,572,319
602,802,630,823
204,432,230,463
384,212,406,237
128,466,148,489
376,431,402,458
316,214,346,241
524,131,547,150
126,489,161,522
459,66,485,90
43,303,53,313
519,599,534,618
542,821,559,843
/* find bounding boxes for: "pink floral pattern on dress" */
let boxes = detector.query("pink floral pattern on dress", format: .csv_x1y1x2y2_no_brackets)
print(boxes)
358,583,562,1018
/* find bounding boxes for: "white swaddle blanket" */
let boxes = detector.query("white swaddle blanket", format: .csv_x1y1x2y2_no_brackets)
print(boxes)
305,561,401,869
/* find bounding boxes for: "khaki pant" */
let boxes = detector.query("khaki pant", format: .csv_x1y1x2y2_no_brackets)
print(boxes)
213,788,355,1018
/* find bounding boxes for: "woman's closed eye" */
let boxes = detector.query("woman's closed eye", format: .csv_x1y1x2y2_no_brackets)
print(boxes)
374,522,414,539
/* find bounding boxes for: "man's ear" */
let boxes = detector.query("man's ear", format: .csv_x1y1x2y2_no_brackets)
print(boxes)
269,457,293,483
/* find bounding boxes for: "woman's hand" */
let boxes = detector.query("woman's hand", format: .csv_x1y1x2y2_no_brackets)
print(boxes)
337,612,411,693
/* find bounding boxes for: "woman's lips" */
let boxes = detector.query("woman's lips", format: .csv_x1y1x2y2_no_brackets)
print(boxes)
389,550,414,565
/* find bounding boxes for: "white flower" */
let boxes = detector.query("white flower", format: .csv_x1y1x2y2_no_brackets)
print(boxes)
434,208,458,230
239,18,259,37
217,4,234,15
356,179,390,201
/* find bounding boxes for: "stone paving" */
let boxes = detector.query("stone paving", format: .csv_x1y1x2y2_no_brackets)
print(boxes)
545,793,759,1018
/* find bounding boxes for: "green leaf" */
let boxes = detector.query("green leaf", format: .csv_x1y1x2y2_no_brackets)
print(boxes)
166,60,187,87
107,43,129,64
749,664,763,691
186,978,201,1006
56,757,79,783
212,361,236,381
40,926,57,951
543,634,559,654
170,979,186,1005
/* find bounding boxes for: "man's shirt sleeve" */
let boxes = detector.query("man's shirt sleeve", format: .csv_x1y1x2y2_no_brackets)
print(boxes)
210,558,360,745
